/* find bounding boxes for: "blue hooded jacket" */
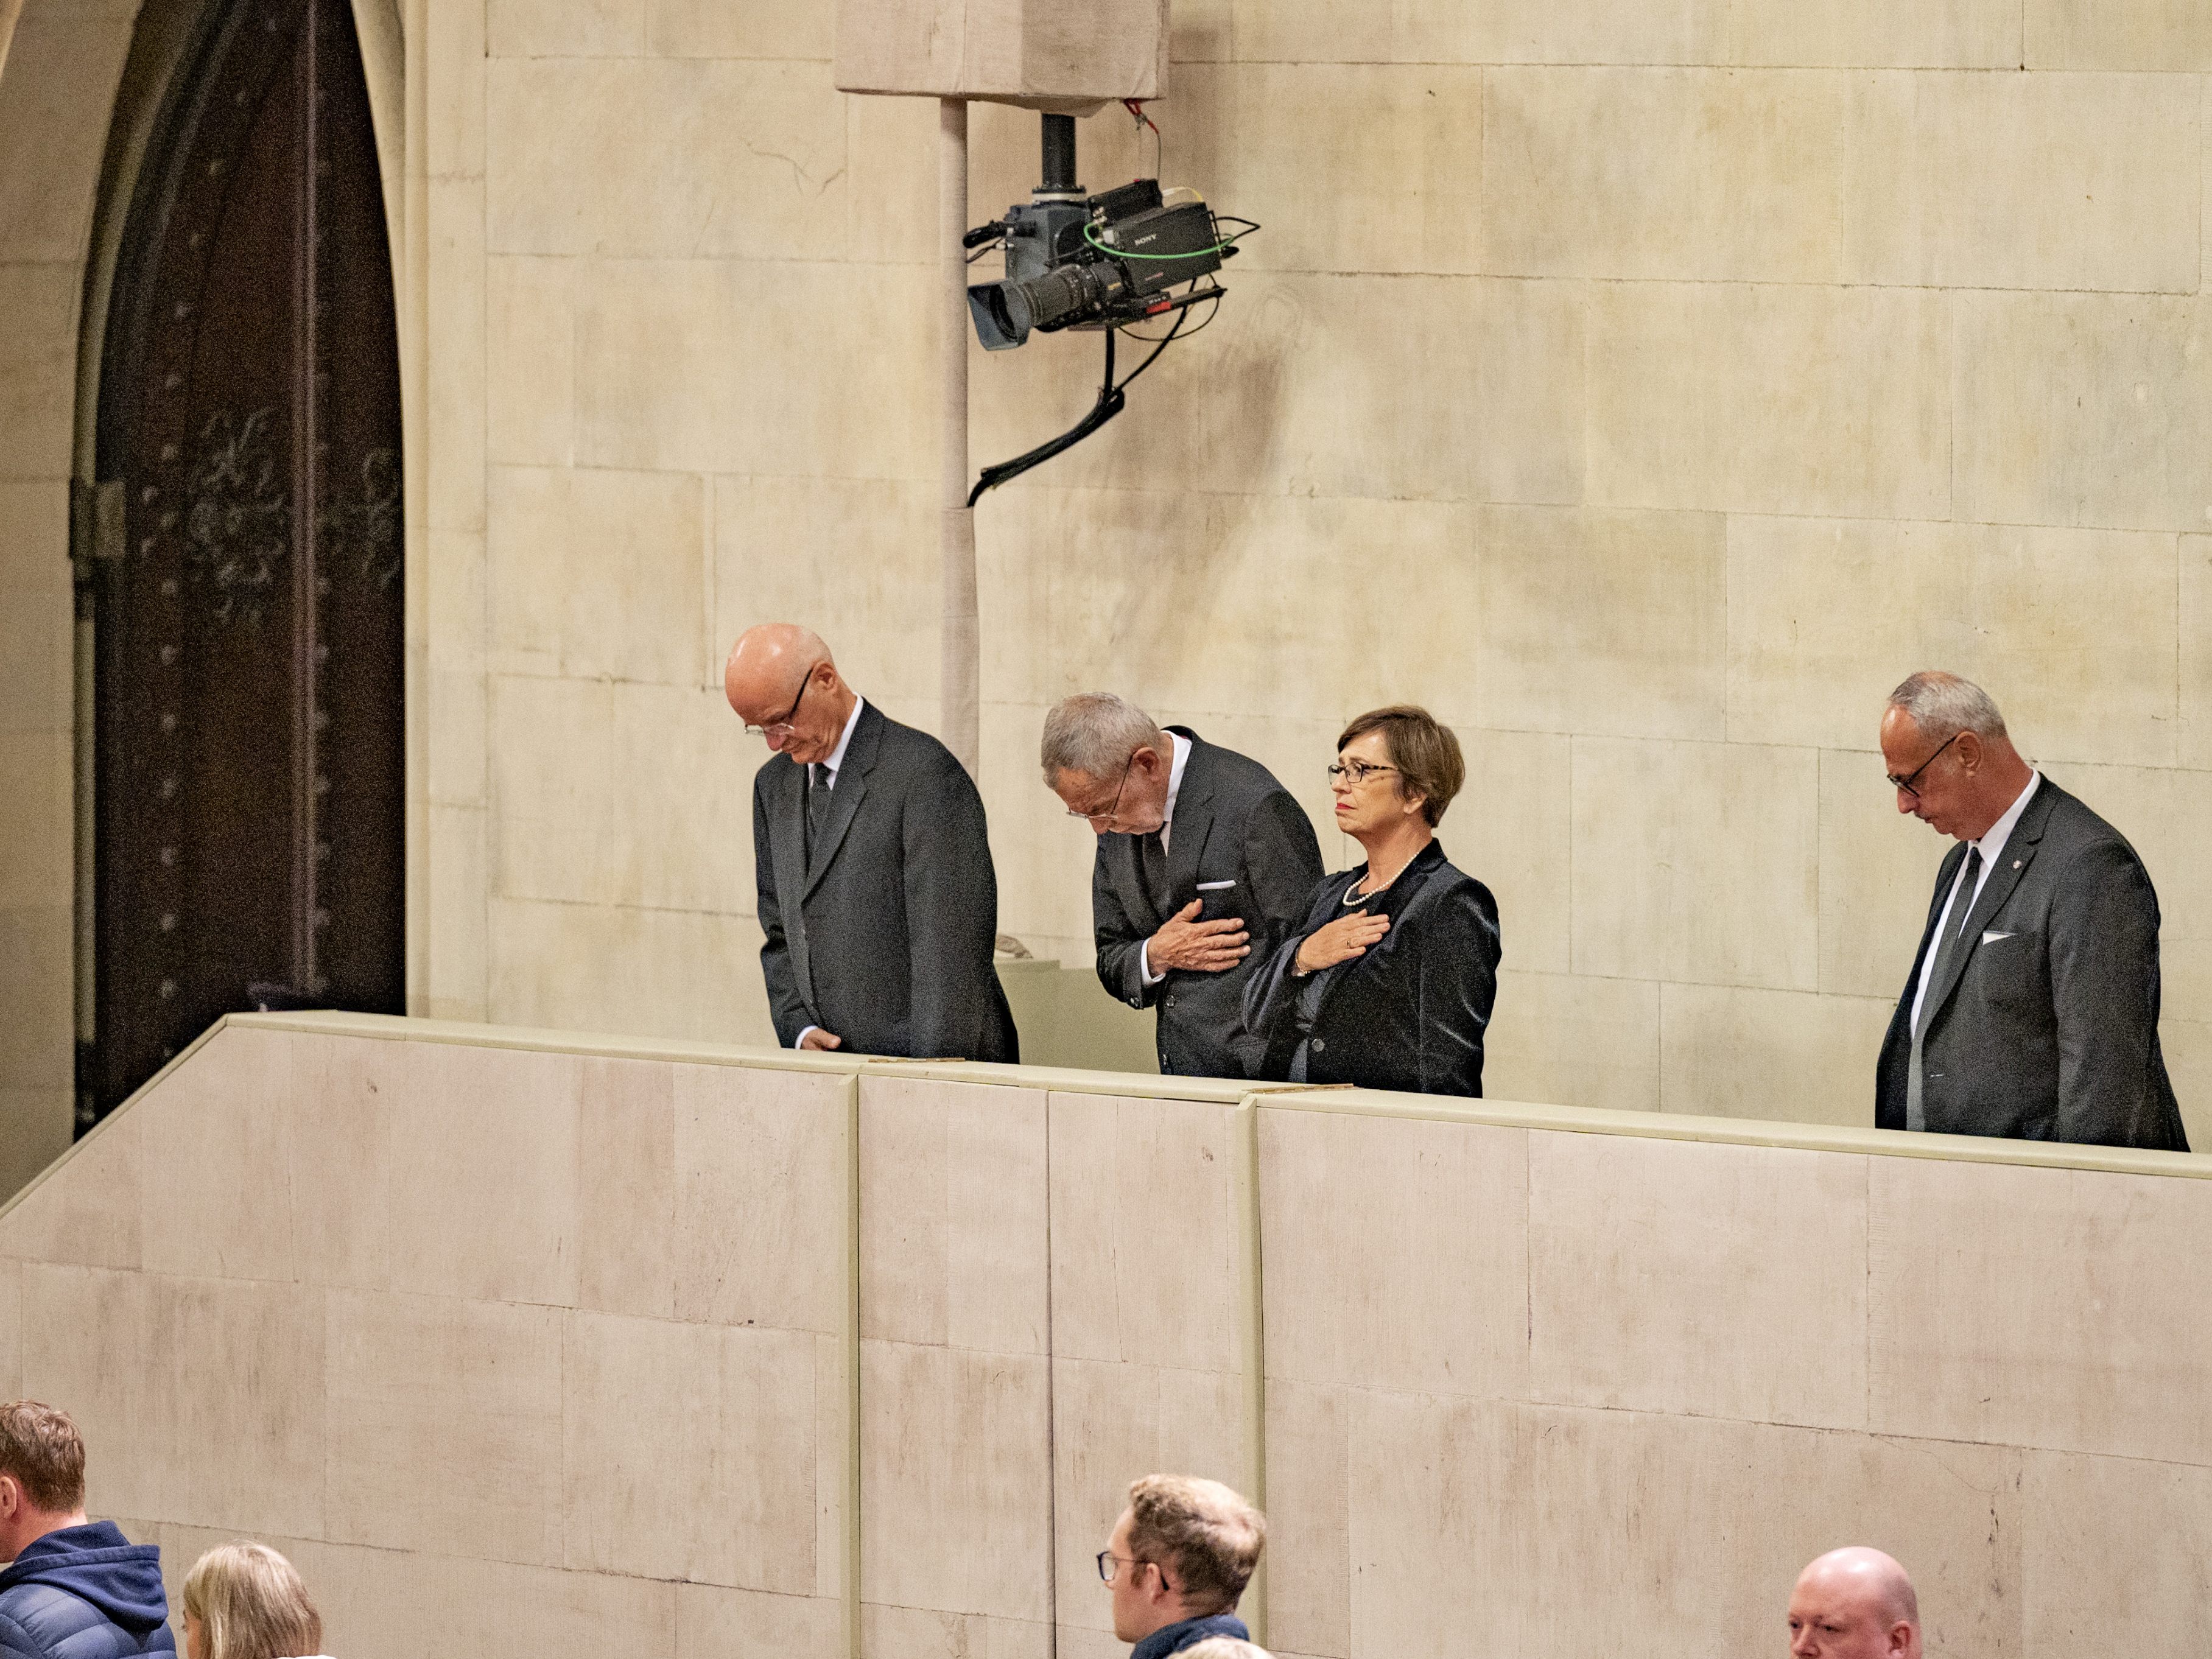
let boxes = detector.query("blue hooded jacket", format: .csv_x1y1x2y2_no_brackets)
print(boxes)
0,1523,177,1659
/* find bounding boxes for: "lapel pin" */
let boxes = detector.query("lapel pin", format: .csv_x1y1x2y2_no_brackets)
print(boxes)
2012,859,2023,869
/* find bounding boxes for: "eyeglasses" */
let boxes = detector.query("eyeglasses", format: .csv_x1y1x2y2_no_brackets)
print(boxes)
1066,754,1136,824
1884,730,1959,800
1327,760,1399,786
744,666,820,741
1097,1551,1153,1585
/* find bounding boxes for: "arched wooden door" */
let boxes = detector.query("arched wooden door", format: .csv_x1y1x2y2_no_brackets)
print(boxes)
85,0,403,1124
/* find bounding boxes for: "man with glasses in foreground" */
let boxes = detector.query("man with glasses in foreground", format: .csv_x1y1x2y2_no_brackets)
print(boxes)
725,623,1016,1062
1874,670,2185,1148
1098,1474,1265,1658
1041,694,1322,1078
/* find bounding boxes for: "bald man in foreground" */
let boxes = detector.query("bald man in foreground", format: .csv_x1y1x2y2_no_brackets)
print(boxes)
1786,1548,1920,1659
726,625,1017,1062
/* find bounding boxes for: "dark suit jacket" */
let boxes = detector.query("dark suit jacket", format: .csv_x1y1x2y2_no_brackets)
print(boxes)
753,701,1017,1062
1876,777,2186,1150
1092,729,1325,1078
1243,840,1501,1097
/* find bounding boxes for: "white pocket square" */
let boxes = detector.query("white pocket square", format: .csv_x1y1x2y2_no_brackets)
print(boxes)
1196,880,1236,891
1981,930,2015,945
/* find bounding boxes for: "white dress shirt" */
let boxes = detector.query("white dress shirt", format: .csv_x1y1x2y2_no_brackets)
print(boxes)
1909,769,2040,1037
794,695,868,1050
1137,732,1193,986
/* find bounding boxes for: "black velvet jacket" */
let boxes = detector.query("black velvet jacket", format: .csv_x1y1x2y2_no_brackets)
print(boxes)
1242,840,1501,1097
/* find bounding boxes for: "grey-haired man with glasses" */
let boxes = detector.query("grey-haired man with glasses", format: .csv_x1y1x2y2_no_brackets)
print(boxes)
1873,670,2186,1149
1041,694,1322,1078
725,623,1016,1062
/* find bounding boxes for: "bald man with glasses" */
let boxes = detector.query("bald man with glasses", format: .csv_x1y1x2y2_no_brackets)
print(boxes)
1874,670,2186,1149
726,623,1017,1062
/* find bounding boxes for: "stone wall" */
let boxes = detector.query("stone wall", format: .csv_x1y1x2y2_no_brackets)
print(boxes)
5,1,2212,1184
5,1013,2211,1658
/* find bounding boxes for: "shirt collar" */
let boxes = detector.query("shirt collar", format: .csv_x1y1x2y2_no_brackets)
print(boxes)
1160,730,1192,829
1970,769,2040,868
816,694,866,784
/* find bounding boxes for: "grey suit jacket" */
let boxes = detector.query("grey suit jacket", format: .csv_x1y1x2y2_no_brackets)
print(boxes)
753,701,1017,1062
1875,777,2187,1150
1091,730,1324,1078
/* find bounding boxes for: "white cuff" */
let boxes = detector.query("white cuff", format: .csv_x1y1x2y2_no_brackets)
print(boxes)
795,1026,820,1049
1139,940,1164,987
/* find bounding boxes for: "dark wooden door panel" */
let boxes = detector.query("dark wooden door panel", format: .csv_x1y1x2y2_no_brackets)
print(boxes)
87,0,403,1123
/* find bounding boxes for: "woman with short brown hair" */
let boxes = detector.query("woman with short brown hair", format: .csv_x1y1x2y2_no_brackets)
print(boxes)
1243,705,1501,1096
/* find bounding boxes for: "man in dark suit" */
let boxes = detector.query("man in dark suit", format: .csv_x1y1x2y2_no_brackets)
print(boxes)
726,623,1016,1061
1041,693,1324,1078
1874,670,2186,1149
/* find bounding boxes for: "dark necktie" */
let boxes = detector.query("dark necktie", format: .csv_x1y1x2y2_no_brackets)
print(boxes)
1907,844,1983,1131
806,765,834,860
1140,829,1170,910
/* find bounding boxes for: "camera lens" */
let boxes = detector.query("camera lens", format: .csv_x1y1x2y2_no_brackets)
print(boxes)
1003,263,1111,335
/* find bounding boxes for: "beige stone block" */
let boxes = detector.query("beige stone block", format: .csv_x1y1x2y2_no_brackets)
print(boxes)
1050,1358,1248,1631
426,523,488,659
489,676,756,910
1845,71,2198,293
675,1062,850,1332
861,1076,1047,1352
0,1256,16,1402
651,0,832,57
0,18,133,262
487,897,779,1047
1347,1391,1519,1657
489,0,644,56
1589,283,1950,519
1005,488,1478,733
1817,748,1941,1001
0,902,71,1090
0,1107,139,1269
0,480,69,735
1954,291,2212,533
426,665,488,810
1259,1109,1527,1397
863,1607,1052,1659
0,1090,68,1205
1529,1131,1868,1424
977,700,1115,956
385,1041,580,1305
138,1026,297,1282
1263,1380,1349,1658
422,802,491,1021
1210,63,1483,275
677,1584,844,1659
1659,982,1894,1128
16,1266,178,1518
969,272,1584,506
1729,0,2018,66
0,263,74,480
489,465,708,685
0,735,68,908
860,1339,1052,1621
363,1551,678,1659
1482,969,1660,1112
2183,534,2212,769
1428,727,1575,973
1729,514,2181,766
841,89,935,266
574,1056,678,1318
564,1310,816,1591
1870,1157,2212,1461
1514,1405,2023,1656
712,474,940,713
1478,506,1726,742
159,1275,326,1537
426,0,486,178
486,256,575,466
1570,736,1819,991
2060,763,2212,1021
575,257,933,478
1046,1093,1240,1372
489,60,845,260
1228,0,1728,66
284,1032,398,1291
2158,1018,2212,1153
325,1288,566,1562
2026,0,2212,69
2020,1448,2212,1650
426,178,488,535
1487,69,1842,282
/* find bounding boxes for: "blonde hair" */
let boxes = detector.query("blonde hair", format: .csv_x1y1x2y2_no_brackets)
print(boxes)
181,1543,323,1659
1184,1642,1272,1659
1125,1473,1266,1614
